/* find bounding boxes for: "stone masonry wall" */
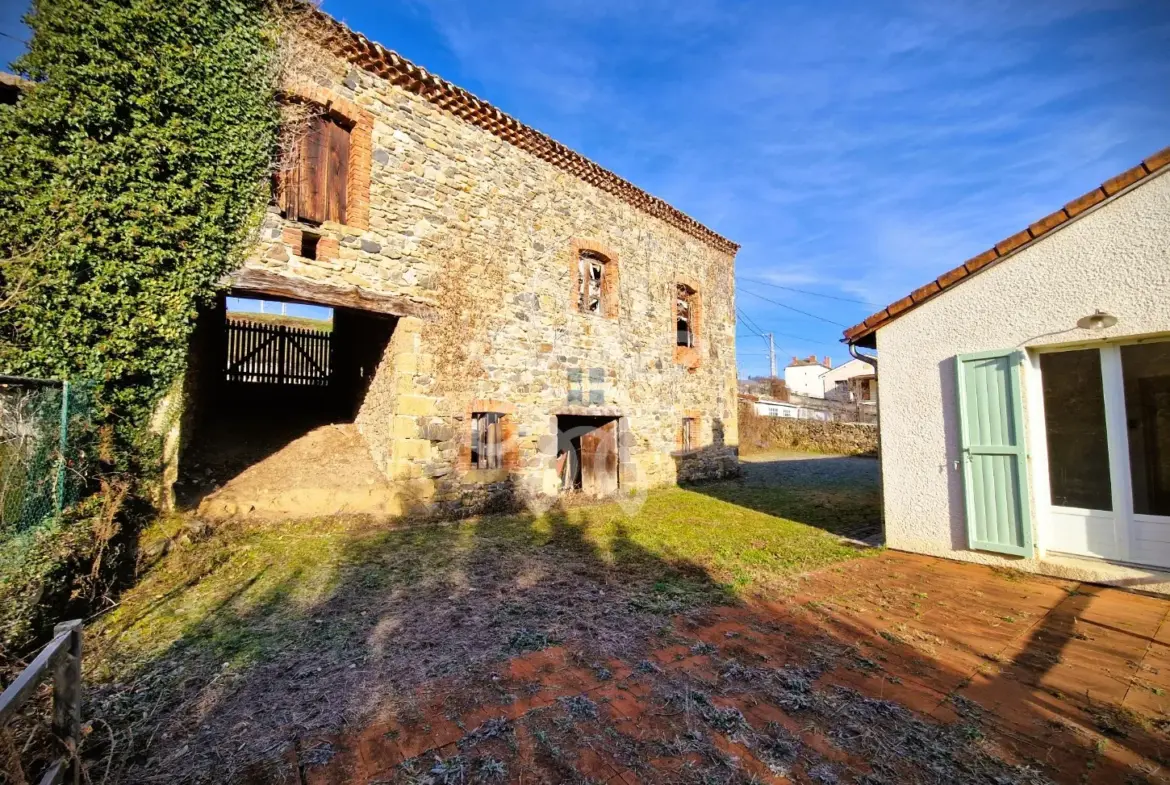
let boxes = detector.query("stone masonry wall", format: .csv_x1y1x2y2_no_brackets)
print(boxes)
242,37,739,513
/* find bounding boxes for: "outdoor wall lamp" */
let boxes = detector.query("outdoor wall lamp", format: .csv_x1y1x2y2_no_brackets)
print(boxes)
1076,310,1118,331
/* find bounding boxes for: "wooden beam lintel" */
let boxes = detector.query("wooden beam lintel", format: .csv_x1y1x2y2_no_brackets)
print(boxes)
225,268,433,320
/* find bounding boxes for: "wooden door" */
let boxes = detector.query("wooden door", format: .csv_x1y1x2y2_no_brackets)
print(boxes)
580,421,618,496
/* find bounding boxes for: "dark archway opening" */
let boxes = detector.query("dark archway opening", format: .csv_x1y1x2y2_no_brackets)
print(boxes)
177,294,395,509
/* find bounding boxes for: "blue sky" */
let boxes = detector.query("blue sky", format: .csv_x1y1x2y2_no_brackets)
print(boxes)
4,1,1168,376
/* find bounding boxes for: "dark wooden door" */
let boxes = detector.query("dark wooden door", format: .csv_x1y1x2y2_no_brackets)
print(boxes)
580,420,618,496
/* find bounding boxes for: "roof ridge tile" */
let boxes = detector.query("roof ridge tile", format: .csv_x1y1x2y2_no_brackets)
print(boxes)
843,145,1170,344
310,10,738,255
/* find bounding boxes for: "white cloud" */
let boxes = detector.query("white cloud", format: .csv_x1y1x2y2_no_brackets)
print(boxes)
355,0,1170,371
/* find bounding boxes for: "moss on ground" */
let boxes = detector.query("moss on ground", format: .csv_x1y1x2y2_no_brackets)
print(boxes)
84,476,878,782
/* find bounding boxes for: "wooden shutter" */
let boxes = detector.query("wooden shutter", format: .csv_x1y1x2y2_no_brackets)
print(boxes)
326,120,349,224
298,116,327,223
278,131,302,218
956,350,1033,556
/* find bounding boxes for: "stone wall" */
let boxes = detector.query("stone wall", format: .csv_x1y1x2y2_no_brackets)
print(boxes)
235,34,740,513
738,401,878,457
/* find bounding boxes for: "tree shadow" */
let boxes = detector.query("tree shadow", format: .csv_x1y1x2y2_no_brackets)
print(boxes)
81,497,735,783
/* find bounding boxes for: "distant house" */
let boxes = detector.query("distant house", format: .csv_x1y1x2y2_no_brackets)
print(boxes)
843,146,1170,591
740,394,828,421
750,397,803,419
783,355,831,398
821,358,877,405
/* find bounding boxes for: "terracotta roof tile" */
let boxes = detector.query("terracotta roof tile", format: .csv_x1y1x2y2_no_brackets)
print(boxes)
936,265,968,289
963,248,999,274
1145,146,1170,172
994,228,1032,256
1101,163,1149,196
1027,209,1069,237
1064,187,1106,218
843,147,1169,345
910,281,941,302
886,295,915,317
309,10,738,255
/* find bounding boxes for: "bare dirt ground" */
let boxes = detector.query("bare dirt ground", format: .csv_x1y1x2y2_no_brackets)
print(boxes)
192,423,400,518
289,551,1170,785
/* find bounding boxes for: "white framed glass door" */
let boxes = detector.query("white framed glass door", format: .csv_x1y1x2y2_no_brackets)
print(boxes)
1121,342,1170,568
1036,338,1170,570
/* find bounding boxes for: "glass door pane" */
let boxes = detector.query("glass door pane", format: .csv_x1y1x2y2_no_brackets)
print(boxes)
1040,349,1112,509
1122,342,1170,516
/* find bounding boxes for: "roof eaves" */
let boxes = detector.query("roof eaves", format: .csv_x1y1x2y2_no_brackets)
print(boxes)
842,145,1170,345
310,10,739,256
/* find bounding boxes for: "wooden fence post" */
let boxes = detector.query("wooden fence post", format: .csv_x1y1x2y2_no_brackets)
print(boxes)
52,619,82,785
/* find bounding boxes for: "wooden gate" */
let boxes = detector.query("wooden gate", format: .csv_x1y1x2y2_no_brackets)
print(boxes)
224,318,332,385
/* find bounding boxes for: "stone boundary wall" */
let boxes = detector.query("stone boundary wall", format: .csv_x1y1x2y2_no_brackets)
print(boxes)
738,401,878,457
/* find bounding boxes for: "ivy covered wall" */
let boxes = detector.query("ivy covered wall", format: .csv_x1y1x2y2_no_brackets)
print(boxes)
0,0,282,466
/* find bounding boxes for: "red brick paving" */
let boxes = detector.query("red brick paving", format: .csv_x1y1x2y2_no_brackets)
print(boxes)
296,552,1170,784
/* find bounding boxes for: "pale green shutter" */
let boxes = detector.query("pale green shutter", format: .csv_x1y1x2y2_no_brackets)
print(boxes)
955,350,1033,556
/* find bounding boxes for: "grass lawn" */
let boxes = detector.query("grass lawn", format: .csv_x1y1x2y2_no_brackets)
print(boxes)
85,463,879,783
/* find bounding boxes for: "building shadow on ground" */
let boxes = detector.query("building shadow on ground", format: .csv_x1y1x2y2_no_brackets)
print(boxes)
75,493,1170,785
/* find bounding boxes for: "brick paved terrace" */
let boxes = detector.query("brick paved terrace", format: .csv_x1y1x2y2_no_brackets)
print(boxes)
299,551,1169,785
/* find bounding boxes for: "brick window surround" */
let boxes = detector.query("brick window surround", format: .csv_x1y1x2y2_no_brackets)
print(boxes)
676,409,703,453
458,399,519,472
569,239,619,319
276,83,374,231
281,227,340,262
673,275,703,370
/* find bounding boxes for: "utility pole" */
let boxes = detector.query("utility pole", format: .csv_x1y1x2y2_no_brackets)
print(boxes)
766,333,776,379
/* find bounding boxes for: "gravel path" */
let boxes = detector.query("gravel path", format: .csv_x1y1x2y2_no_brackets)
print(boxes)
740,450,880,489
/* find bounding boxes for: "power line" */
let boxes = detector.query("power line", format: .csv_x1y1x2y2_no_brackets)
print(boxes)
735,308,767,337
738,287,848,327
736,275,882,307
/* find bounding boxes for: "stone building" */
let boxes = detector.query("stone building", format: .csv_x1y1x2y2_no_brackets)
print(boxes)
181,10,740,517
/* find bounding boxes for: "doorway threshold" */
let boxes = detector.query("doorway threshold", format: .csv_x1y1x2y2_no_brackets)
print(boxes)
1042,552,1170,597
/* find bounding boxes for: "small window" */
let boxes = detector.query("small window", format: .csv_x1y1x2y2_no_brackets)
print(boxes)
301,232,320,261
471,412,504,470
578,251,607,314
280,113,351,225
681,417,696,451
676,284,696,347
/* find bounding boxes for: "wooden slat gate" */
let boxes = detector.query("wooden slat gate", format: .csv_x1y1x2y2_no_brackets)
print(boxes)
0,620,83,785
224,319,332,386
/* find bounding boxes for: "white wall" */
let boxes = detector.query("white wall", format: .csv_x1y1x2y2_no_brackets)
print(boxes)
753,401,798,418
784,364,827,398
876,169,1170,580
821,358,872,398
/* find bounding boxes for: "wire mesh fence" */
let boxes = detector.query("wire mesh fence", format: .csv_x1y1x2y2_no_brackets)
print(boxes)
0,376,95,541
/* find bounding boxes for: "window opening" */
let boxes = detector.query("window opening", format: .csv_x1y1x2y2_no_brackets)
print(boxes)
677,284,696,347
578,251,605,314
301,232,320,261
682,417,696,451
471,412,503,470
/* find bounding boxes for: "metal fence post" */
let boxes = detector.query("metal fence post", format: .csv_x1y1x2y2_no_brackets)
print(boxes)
54,380,70,515
51,619,82,785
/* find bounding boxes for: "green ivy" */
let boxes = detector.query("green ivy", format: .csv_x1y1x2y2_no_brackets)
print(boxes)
0,0,281,470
